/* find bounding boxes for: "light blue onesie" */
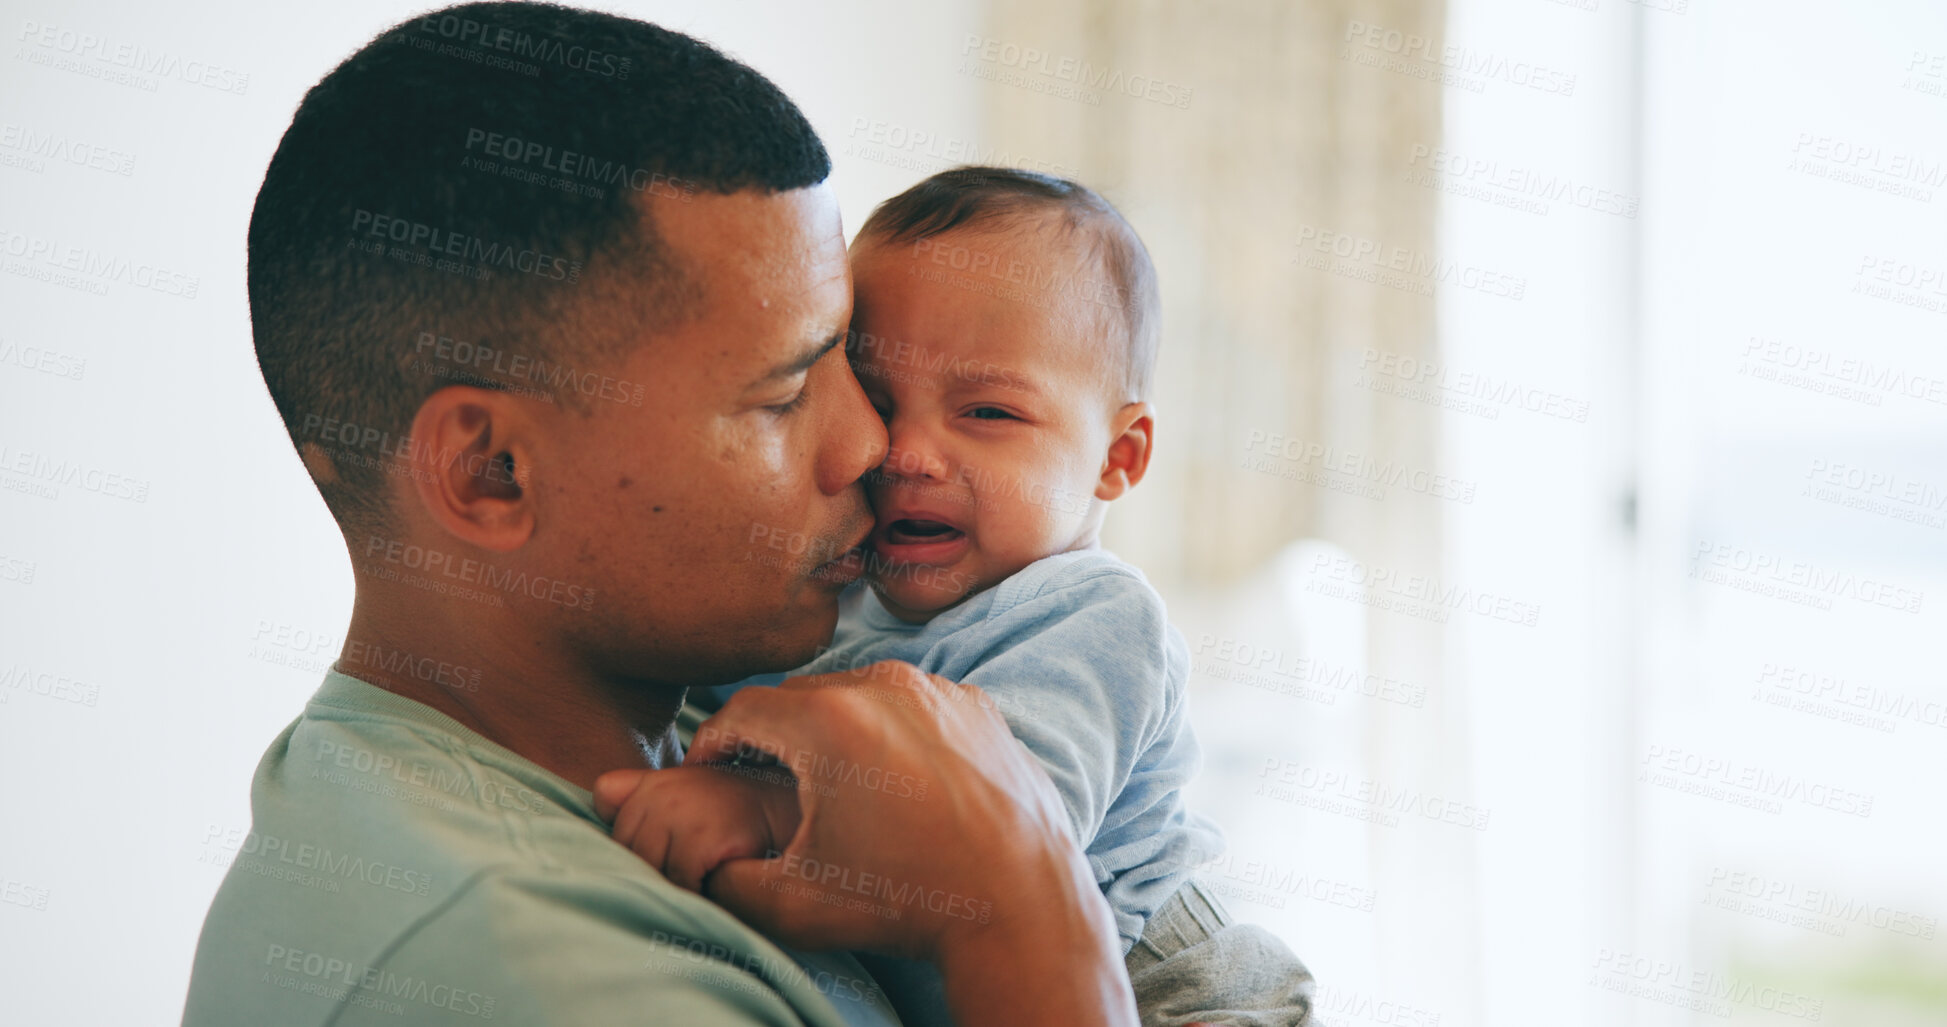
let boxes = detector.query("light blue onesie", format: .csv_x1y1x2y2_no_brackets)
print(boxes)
711,547,1226,951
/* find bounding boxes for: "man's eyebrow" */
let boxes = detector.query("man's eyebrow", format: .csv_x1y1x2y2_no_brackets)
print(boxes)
759,329,847,382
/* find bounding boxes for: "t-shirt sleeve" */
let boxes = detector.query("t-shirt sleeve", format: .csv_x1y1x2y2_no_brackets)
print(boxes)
325,869,863,1027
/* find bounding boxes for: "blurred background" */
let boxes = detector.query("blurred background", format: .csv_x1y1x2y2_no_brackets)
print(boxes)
2,0,1942,1023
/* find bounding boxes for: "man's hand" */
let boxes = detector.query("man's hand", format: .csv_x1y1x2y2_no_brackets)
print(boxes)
594,661,1137,1027
602,763,801,893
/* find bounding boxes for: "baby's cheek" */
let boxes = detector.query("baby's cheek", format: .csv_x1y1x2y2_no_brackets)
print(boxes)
971,501,1058,582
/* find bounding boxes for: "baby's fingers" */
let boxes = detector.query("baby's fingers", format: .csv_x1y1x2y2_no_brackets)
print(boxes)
665,831,766,894
609,794,675,875
592,769,650,822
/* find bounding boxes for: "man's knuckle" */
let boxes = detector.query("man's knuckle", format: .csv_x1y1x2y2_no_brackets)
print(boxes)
797,686,858,730
718,687,763,716
868,660,926,688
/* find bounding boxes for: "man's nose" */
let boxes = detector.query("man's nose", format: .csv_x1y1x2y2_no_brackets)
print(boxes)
817,355,887,496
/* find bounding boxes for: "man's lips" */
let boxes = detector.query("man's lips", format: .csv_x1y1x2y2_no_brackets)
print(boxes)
809,521,874,585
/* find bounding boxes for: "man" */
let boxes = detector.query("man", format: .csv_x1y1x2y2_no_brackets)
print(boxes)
184,3,1132,1023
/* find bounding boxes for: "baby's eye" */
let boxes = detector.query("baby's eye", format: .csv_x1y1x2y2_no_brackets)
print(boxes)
966,406,1016,421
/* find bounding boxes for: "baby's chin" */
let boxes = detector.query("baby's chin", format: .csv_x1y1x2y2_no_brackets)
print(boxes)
880,569,969,619
868,567,980,622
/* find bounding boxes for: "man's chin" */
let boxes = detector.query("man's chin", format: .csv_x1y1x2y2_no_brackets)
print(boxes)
719,617,834,680
769,590,845,661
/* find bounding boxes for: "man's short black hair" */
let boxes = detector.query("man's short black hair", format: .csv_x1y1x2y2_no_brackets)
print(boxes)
250,1,830,534
854,166,1160,403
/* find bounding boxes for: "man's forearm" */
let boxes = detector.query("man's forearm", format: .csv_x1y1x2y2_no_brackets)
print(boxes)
934,844,1137,1026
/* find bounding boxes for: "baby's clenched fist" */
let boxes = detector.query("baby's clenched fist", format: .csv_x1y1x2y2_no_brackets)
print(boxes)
596,763,802,893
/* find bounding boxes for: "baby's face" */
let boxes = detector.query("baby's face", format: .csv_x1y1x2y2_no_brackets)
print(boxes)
848,227,1123,621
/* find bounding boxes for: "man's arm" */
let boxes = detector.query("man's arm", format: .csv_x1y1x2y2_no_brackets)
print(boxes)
599,661,1140,1027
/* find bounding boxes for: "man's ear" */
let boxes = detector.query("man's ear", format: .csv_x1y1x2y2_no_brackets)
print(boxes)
405,388,536,552
1095,402,1154,502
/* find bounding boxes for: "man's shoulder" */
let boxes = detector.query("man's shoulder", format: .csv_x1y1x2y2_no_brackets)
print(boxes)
248,693,612,875
184,860,849,1026
183,691,880,1026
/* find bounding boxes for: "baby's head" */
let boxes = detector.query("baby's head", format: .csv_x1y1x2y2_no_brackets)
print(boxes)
846,167,1161,622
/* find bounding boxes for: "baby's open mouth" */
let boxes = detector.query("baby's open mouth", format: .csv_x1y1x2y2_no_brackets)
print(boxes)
886,519,965,545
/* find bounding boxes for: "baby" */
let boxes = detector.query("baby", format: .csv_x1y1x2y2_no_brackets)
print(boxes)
620,167,1312,1025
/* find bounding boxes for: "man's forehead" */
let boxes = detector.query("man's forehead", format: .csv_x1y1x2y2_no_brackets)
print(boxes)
649,186,846,279
624,187,850,382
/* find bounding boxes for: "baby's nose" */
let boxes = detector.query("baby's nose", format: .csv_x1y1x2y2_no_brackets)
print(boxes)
881,444,949,481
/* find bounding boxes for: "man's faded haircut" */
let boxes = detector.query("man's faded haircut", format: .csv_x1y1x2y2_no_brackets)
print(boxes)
853,166,1162,404
250,1,830,535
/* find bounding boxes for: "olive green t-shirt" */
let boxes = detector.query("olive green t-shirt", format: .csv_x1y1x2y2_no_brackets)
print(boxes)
181,670,898,1026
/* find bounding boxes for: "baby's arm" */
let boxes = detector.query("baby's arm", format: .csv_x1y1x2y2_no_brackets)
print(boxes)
956,568,1185,875
605,763,800,892
965,573,1311,1022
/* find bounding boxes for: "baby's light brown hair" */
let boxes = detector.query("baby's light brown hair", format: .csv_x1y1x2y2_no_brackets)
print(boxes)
853,166,1161,404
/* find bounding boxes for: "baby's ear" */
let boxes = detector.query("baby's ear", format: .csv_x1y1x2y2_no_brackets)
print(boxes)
1095,402,1154,502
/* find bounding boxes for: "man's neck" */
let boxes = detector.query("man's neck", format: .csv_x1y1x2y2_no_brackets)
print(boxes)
334,590,687,791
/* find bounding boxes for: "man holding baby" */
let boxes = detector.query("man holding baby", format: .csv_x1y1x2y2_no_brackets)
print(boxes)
183,3,1311,1024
